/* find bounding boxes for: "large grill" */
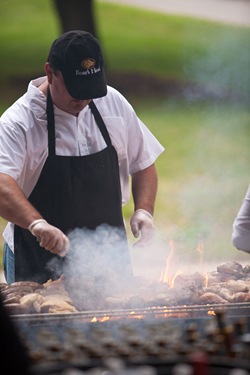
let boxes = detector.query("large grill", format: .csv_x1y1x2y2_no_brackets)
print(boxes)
2,260,250,374
10,303,250,375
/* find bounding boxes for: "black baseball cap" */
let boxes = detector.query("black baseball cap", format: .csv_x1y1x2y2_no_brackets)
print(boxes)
47,30,107,100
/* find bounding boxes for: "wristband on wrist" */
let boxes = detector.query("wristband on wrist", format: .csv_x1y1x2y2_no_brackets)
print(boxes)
28,219,47,232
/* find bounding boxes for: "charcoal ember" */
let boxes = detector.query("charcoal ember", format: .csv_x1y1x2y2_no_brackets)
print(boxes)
217,261,245,279
198,292,228,305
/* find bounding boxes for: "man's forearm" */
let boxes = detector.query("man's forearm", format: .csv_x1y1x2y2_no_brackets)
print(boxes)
0,173,42,229
131,164,158,215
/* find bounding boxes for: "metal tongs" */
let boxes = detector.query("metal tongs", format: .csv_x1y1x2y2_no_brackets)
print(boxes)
63,252,91,276
64,254,79,265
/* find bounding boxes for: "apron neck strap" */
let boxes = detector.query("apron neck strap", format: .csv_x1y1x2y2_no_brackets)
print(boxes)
46,87,56,156
89,101,112,146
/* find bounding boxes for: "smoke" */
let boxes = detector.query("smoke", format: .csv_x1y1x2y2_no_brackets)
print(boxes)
151,30,250,268
184,31,250,103
59,224,134,293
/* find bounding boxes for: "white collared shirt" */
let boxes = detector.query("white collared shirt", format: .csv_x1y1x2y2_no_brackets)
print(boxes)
0,77,165,250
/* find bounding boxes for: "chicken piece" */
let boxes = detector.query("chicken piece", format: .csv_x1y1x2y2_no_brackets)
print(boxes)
0,283,8,291
43,274,65,288
40,293,78,313
217,262,244,278
1,285,34,299
204,279,248,297
48,305,78,313
198,292,228,305
20,293,44,313
10,281,43,290
234,292,250,303
3,293,22,305
217,288,234,303
42,275,68,296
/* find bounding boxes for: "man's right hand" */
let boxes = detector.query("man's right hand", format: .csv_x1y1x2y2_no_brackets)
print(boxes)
28,219,69,257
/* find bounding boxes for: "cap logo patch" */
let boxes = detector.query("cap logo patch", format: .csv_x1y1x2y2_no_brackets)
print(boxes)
82,58,96,70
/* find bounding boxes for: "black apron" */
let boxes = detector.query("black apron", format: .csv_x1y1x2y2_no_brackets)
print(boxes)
14,90,132,283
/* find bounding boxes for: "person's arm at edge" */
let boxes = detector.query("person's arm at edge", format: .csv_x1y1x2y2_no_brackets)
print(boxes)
232,184,250,253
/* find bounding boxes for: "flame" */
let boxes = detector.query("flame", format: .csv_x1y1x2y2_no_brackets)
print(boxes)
208,310,216,316
90,316,111,323
204,273,208,287
170,270,182,288
159,241,183,288
197,237,205,263
160,240,175,285
129,311,144,319
99,316,110,322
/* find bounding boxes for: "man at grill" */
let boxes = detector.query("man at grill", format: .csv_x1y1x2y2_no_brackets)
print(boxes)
0,30,164,284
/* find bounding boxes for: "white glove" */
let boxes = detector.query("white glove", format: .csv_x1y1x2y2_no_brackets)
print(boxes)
130,209,155,247
28,219,70,257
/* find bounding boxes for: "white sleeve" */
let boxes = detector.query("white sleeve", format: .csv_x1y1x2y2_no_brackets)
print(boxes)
232,184,250,253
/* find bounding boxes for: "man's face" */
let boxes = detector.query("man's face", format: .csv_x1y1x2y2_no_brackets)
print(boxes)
45,63,91,116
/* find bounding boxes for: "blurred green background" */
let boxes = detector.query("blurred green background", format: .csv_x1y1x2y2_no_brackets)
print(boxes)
0,0,250,272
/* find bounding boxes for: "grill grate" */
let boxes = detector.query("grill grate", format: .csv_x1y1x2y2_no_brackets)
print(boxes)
11,302,250,324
